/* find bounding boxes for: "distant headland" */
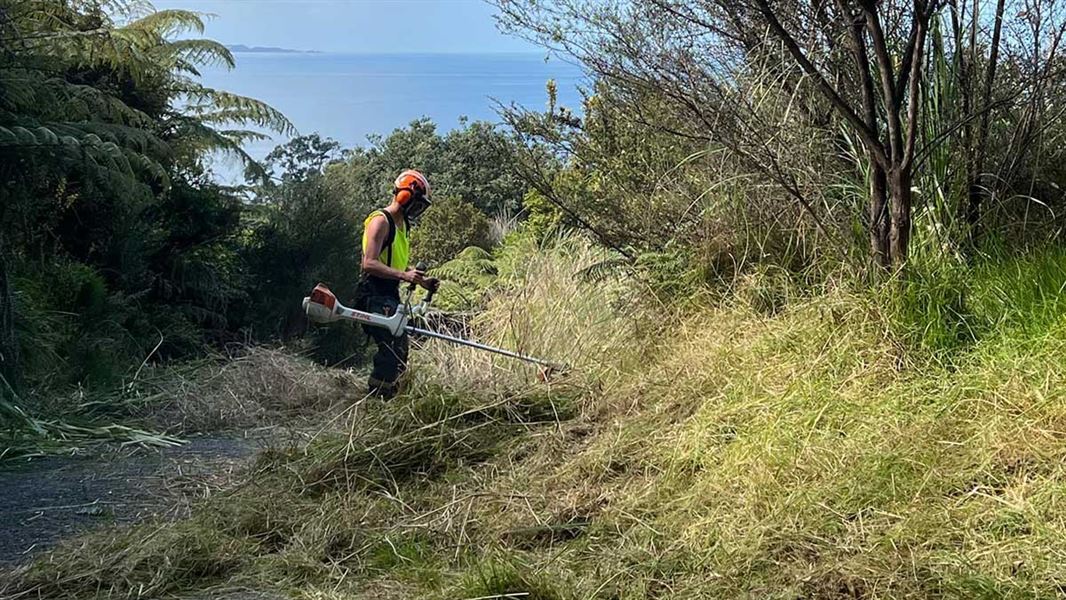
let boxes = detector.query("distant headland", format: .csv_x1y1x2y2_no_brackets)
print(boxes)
227,44,321,54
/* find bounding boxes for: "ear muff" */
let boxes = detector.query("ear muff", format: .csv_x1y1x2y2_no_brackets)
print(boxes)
394,185,426,206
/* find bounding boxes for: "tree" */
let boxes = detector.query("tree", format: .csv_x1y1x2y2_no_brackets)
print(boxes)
0,0,291,387
436,120,529,216
500,81,718,260
495,0,946,267
242,136,363,343
324,118,530,220
261,133,343,185
325,119,444,213
944,0,1066,245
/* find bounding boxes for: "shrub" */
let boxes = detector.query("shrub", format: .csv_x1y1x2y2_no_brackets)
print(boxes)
411,196,494,267
240,174,367,364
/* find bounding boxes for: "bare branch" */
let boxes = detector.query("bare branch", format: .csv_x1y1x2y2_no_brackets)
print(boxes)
752,0,889,166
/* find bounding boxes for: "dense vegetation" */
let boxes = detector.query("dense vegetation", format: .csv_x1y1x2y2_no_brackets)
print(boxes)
4,0,1066,598
0,1,526,443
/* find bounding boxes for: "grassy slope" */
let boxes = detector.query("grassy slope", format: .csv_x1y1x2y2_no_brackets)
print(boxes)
5,241,1066,599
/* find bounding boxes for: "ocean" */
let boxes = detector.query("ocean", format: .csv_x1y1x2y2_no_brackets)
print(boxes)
198,52,586,181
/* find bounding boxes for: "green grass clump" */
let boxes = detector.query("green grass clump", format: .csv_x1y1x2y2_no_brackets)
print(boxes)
300,383,575,493
884,245,1066,364
451,557,574,600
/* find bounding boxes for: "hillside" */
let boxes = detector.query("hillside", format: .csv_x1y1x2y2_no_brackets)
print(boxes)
4,1,1066,598
5,239,1066,599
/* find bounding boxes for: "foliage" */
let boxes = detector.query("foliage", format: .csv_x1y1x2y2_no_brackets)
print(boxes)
494,0,1066,271
261,133,342,184
325,118,529,218
431,246,501,311
409,196,493,267
516,188,564,240
241,147,366,364
885,245,1066,365
16,237,1066,598
433,119,529,216
0,0,291,442
7,1,1066,595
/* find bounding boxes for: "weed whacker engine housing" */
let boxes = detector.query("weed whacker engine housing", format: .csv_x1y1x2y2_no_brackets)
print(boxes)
302,282,564,372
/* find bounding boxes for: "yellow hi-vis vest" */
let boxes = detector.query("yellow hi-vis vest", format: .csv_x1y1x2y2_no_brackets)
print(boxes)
361,209,409,272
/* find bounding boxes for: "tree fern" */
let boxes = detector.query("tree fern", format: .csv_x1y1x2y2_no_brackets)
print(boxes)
182,86,295,136
0,0,297,447
1,1,292,187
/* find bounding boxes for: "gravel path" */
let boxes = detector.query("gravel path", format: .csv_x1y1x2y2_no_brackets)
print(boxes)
0,436,262,566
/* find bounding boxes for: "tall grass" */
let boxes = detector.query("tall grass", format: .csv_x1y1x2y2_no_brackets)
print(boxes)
884,245,1066,364
420,234,650,392
8,236,1066,599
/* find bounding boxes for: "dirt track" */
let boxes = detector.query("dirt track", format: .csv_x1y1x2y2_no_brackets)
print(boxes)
0,436,259,566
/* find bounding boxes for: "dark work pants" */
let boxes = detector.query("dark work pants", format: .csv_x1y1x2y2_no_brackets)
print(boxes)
363,294,409,396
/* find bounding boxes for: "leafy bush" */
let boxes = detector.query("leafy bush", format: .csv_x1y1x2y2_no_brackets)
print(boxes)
516,189,563,242
0,2,291,411
411,196,494,267
240,173,367,364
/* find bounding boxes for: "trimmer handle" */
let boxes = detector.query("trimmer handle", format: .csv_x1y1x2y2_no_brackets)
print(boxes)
407,261,428,294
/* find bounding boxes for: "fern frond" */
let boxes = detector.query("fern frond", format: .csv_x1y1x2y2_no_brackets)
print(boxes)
168,117,269,181
2,0,288,192
0,73,154,128
0,124,168,185
127,9,206,38
24,27,159,81
54,121,169,157
162,38,234,70
0,125,72,147
215,129,272,143
182,86,296,136
576,257,633,283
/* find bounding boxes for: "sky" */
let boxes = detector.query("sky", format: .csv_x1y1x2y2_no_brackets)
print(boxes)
151,0,538,54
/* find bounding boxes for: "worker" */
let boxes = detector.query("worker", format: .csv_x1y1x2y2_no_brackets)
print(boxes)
356,169,439,397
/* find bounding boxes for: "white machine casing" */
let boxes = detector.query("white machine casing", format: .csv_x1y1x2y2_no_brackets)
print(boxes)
302,283,425,338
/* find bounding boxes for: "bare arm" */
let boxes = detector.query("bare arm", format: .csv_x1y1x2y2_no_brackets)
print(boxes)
361,215,425,285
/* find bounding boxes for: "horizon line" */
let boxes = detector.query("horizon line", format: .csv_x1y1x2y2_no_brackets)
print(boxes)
227,47,552,57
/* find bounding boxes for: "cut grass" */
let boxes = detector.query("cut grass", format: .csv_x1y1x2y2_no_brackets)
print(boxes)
2,346,357,460
6,240,1066,599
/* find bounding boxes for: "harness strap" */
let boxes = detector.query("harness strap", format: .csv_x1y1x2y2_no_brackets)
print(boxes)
378,209,396,267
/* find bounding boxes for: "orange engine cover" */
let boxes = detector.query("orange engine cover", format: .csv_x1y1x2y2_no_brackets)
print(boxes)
309,284,336,309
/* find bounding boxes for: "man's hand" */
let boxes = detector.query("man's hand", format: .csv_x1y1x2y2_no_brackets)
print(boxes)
402,268,427,287
423,277,440,292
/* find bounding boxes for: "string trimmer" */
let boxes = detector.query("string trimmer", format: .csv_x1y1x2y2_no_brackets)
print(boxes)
301,274,565,373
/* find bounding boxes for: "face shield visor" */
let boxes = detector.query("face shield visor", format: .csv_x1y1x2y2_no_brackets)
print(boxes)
404,195,431,225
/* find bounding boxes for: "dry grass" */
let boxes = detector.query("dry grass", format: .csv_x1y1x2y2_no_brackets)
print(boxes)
7,240,1066,599
133,347,363,434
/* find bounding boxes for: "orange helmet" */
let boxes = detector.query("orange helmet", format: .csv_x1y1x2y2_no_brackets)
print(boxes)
393,169,431,206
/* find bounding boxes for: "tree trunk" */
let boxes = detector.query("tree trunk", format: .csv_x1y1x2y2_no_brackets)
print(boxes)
870,160,891,267
965,0,1007,244
0,238,18,391
888,168,913,265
